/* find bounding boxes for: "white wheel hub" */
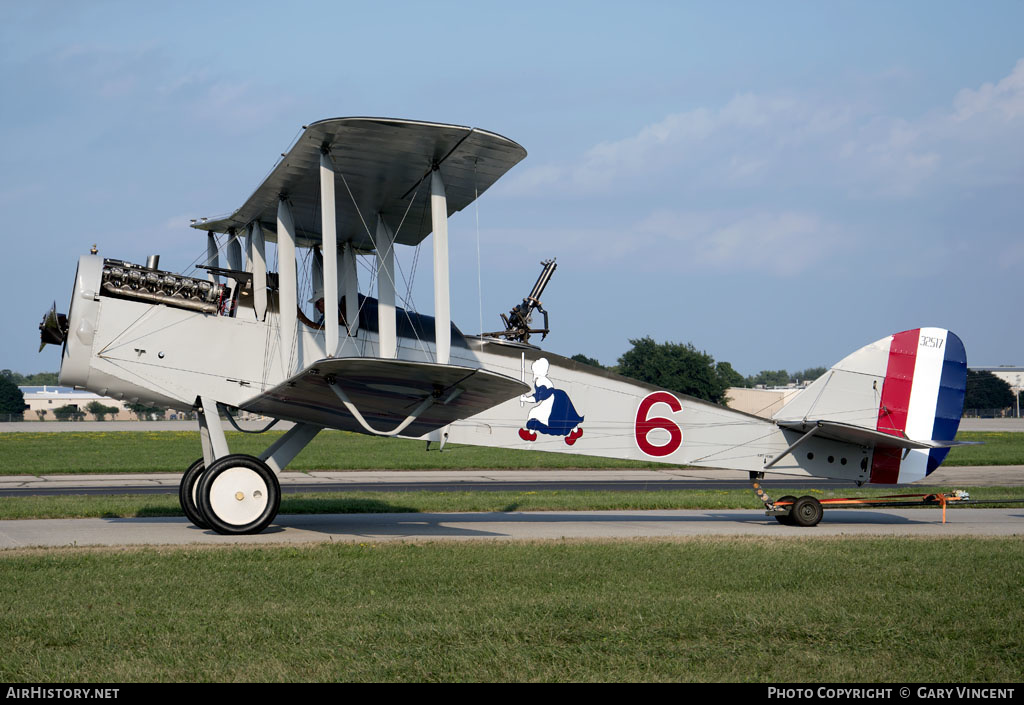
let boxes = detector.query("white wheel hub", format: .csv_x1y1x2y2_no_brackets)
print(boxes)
208,467,270,526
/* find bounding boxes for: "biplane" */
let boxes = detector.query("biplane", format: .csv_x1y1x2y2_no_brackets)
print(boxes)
40,117,969,534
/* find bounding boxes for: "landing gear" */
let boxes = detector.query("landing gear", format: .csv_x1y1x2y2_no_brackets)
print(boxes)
188,398,320,535
789,496,824,527
178,457,210,529
752,472,823,528
196,455,281,535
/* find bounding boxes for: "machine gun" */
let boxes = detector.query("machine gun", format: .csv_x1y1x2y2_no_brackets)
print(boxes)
484,258,557,344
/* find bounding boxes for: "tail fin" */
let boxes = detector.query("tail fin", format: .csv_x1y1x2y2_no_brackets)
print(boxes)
774,328,967,483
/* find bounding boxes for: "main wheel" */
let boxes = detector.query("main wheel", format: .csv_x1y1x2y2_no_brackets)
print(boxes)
774,495,797,525
789,496,824,527
196,454,281,535
178,457,211,529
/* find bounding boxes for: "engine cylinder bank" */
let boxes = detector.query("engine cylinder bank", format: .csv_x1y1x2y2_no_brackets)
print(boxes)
101,258,229,314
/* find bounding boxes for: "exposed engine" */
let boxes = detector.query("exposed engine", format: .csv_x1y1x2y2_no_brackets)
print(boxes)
100,258,230,314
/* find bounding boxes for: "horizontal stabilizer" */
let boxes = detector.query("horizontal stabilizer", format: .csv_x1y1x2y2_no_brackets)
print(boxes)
776,420,977,451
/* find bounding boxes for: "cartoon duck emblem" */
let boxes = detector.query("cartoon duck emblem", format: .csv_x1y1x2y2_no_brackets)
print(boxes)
517,358,584,445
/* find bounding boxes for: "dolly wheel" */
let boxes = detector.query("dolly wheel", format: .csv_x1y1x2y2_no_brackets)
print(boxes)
774,495,797,526
790,496,823,527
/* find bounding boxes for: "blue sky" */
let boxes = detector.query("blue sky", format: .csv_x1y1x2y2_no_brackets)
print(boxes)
2,1,1022,378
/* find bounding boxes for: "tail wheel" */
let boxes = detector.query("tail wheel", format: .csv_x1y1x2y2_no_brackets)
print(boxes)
774,495,797,525
178,457,210,530
790,496,824,527
196,454,281,535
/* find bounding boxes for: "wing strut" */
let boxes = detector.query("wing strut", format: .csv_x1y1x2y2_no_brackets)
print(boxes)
325,376,463,437
431,168,451,364
277,198,298,376
319,151,340,355
375,215,397,358
763,423,821,469
248,222,268,321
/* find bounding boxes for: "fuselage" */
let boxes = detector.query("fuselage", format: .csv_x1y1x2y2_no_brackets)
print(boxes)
58,254,873,483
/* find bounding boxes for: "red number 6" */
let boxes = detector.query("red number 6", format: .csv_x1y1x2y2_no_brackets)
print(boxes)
634,392,683,457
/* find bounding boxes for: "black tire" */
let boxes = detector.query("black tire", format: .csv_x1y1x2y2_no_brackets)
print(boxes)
774,495,797,525
178,457,211,529
196,454,280,535
790,496,824,527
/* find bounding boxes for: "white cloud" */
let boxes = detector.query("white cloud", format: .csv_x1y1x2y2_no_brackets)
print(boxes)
31,42,294,135
503,93,835,197
505,60,1024,201
634,210,846,276
484,209,847,277
952,58,1024,123
494,61,1024,280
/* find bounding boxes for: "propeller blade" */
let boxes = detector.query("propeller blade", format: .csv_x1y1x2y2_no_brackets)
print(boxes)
38,302,68,352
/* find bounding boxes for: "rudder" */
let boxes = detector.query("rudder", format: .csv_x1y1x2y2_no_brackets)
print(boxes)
775,328,967,484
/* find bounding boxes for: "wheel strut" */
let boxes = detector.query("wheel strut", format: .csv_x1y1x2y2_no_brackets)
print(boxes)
750,472,777,510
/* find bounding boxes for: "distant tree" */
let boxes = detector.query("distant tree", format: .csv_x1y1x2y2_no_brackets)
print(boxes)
964,371,1015,411
85,401,120,421
792,366,828,384
617,336,731,404
1,370,60,386
1,369,27,385
715,361,747,389
125,402,166,420
53,404,85,421
747,369,791,387
0,375,28,420
570,354,605,369
24,372,59,385
35,409,47,421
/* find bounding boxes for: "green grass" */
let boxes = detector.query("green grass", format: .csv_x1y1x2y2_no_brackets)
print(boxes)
944,432,1024,466
4,486,1024,520
0,429,1019,475
0,430,661,475
1,538,1021,682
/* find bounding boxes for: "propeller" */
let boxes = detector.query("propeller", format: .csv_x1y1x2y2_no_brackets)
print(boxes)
38,302,68,352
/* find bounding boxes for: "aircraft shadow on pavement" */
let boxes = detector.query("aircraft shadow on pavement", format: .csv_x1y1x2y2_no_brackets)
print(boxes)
102,506,945,542
190,508,932,540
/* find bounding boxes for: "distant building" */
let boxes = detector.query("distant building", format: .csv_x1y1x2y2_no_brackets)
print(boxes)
970,366,1024,393
729,368,1023,421
20,386,134,421
725,387,805,418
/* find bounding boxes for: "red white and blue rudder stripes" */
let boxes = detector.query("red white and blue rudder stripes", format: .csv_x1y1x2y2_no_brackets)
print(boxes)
870,328,967,484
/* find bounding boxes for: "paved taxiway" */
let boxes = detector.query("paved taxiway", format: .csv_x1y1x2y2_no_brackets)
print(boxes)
2,466,1022,548
2,464,1022,497
1,507,1023,549
2,418,1020,547
0,468,857,496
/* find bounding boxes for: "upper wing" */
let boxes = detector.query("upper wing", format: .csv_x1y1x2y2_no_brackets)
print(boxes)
192,117,527,251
